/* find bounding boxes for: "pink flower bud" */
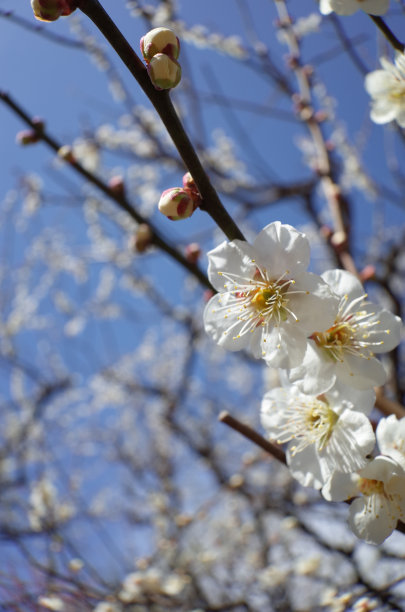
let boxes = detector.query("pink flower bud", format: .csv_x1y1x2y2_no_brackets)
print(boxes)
140,27,180,62
158,188,196,221
31,0,76,22
184,243,201,264
182,172,201,204
108,175,125,197
16,130,39,146
359,265,376,282
147,54,181,90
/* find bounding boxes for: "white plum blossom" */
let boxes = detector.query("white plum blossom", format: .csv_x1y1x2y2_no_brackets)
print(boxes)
377,415,405,469
289,269,402,394
365,54,405,128
322,456,405,545
261,383,376,489
320,0,390,15
203,222,339,369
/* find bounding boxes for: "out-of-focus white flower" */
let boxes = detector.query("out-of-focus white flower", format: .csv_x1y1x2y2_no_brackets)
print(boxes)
365,54,405,128
289,269,402,394
377,415,405,469
204,222,339,369
320,0,389,15
322,455,405,544
38,595,65,611
261,383,375,489
93,603,121,612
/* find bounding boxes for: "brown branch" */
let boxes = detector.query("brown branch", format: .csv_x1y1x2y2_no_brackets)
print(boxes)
0,90,213,290
369,15,405,53
375,389,405,419
218,411,286,464
77,0,246,242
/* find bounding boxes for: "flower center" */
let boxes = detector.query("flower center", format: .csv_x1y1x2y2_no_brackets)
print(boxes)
311,320,355,361
310,293,384,362
357,477,385,497
277,396,339,455
215,263,306,343
249,280,290,322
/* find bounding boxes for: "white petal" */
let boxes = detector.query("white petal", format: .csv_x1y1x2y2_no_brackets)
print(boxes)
360,0,390,15
370,101,400,125
377,415,405,470
348,495,396,545
326,411,375,472
321,268,364,300
326,382,375,415
290,272,339,332
203,293,250,351
365,70,397,97
288,445,324,489
207,240,257,290
252,221,310,276
322,471,359,502
329,0,358,15
334,353,387,389
369,309,403,353
262,326,308,369
319,0,333,14
288,342,336,395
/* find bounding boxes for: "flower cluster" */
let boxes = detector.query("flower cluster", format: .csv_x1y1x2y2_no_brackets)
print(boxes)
140,27,182,90
203,221,403,544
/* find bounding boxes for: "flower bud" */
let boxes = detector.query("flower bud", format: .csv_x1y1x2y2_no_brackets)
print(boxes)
158,188,196,221
147,53,181,90
108,175,125,197
16,130,39,146
31,0,76,22
57,145,75,164
184,243,201,264
131,223,153,253
182,172,201,204
140,27,180,62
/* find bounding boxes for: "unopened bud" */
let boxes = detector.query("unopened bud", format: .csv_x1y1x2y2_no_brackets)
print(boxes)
359,265,376,282
16,130,39,146
140,27,180,62
204,289,215,302
182,172,201,204
158,187,196,221
132,223,153,253
184,243,201,264
108,175,125,197
57,145,75,164
31,0,76,22
147,53,181,90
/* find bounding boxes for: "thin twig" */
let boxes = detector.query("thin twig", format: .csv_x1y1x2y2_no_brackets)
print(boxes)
369,15,405,53
0,90,212,290
77,0,246,242
219,411,286,464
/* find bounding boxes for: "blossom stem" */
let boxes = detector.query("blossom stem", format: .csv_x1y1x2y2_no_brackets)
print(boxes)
76,0,246,242
0,90,213,290
375,389,405,419
369,16,405,54
219,411,286,464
